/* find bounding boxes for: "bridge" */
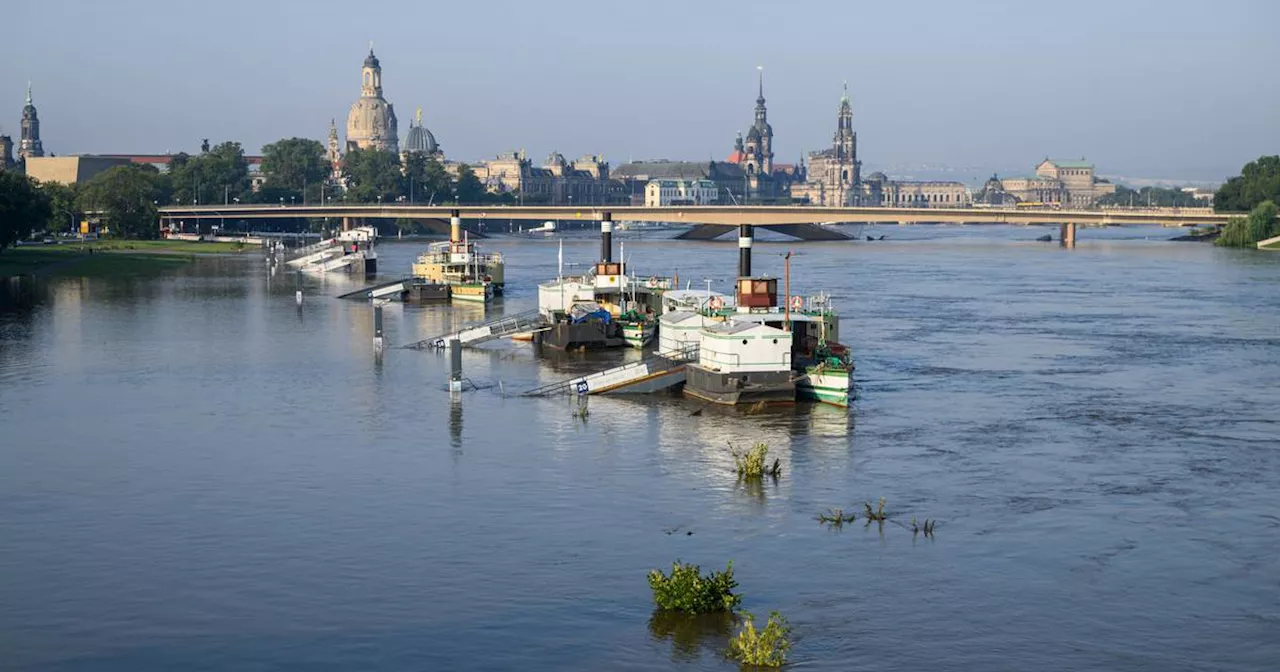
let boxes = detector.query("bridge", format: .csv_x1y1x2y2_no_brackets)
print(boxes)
158,203,1241,241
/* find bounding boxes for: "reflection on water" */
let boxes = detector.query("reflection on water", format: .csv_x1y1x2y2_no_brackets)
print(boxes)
2,230,1279,671
648,610,736,663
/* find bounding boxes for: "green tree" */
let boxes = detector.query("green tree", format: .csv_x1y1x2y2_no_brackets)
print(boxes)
1215,156,1280,212
342,148,403,203
454,163,484,204
402,153,452,204
0,171,52,251
76,166,166,239
1098,185,1202,208
261,137,328,203
169,142,250,205
39,181,80,232
1215,200,1280,248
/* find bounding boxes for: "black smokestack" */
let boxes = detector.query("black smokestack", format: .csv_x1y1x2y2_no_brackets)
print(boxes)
738,224,753,277
601,212,613,263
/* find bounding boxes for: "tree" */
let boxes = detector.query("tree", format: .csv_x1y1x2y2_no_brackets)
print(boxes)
402,153,453,204
39,181,79,232
76,166,166,239
169,142,250,205
261,137,328,203
342,148,403,203
454,163,484,204
0,171,52,251
1215,201,1280,248
1097,185,1201,208
1215,156,1280,212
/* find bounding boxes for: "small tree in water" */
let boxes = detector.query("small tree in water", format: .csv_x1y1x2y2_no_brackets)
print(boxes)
648,560,741,614
728,611,792,667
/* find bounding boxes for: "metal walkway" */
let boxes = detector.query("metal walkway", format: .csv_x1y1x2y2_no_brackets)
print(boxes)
522,344,698,397
405,309,549,350
338,277,415,300
286,244,343,269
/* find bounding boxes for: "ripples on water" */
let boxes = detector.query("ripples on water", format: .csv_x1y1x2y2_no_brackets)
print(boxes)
1,227,1278,671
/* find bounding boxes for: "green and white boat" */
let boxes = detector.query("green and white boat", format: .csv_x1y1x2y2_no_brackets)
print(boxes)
619,311,656,349
796,344,854,406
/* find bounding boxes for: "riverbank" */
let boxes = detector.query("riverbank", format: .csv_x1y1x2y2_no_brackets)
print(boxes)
0,240,253,277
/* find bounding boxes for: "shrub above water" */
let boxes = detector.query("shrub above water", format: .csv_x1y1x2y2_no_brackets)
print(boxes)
648,560,742,614
728,610,792,667
731,442,781,479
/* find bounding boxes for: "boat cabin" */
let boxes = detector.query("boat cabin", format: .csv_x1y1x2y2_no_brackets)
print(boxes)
736,277,778,311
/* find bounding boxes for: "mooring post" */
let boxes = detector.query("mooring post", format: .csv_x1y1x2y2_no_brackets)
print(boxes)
373,303,384,353
1060,222,1077,248
449,338,463,395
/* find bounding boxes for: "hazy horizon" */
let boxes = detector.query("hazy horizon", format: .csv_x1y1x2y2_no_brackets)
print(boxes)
3,0,1277,184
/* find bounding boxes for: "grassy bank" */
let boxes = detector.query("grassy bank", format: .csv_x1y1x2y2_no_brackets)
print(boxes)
0,239,250,277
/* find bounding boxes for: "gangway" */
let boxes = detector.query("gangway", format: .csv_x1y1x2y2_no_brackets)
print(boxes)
286,244,343,268
522,344,698,396
289,237,337,258
338,277,416,300
405,309,550,350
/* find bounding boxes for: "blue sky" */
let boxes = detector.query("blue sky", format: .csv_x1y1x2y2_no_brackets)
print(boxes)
3,0,1277,183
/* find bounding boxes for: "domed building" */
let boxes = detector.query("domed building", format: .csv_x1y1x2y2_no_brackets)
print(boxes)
401,108,441,159
345,48,398,153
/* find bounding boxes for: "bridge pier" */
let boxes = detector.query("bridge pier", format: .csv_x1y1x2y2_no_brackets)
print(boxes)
601,212,613,263
1060,222,1077,248
739,224,753,276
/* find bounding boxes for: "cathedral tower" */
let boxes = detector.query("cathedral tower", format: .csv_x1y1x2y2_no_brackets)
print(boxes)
19,83,44,160
833,82,859,185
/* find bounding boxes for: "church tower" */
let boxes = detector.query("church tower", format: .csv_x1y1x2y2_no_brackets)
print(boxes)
833,82,859,186
741,68,774,177
327,119,342,183
19,83,44,160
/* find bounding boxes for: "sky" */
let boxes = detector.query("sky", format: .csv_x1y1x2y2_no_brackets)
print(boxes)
3,0,1277,184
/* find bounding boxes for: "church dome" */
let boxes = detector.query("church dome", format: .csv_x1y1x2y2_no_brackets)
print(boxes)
405,120,438,154
346,97,399,152
746,125,762,140
364,49,380,69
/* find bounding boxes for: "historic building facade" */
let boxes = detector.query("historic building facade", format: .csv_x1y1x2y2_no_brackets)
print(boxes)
998,159,1115,206
467,150,611,204
19,83,44,161
644,179,719,206
793,85,862,206
345,49,398,153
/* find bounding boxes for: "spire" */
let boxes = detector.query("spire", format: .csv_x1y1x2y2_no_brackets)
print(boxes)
415,107,423,126
841,80,849,105
25,81,31,105
756,65,764,103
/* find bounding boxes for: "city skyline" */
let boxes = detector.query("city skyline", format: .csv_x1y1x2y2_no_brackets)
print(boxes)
3,0,1277,183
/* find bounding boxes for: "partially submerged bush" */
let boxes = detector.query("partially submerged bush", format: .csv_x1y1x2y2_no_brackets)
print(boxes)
731,442,781,479
864,497,887,522
728,610,792,667
817,508,857,527
648,560,741,614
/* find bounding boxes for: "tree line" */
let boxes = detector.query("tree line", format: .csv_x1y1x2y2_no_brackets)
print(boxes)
0,138,521,247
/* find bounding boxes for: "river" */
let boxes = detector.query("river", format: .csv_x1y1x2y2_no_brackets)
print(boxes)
2,225,1278,671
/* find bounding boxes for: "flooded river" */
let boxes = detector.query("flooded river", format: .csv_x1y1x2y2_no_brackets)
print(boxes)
2,226,1278,670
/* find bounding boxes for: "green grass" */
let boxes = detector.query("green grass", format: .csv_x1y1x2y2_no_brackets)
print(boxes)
72,239,251,254
0,244,205,277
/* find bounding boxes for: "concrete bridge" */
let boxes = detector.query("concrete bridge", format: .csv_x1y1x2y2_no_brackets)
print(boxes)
158,203,1239,242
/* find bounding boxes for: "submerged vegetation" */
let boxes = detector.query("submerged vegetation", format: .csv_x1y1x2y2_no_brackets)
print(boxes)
816,508,858,527
728,611,792,668
731,442,781,479
864,497,888,522
648,561,741,614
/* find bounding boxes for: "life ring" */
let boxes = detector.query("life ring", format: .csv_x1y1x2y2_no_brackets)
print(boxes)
647,276,658,288
790,295,804,311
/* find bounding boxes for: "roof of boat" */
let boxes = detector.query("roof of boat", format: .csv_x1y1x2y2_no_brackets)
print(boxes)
728,311,827,324
707,320,788,335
